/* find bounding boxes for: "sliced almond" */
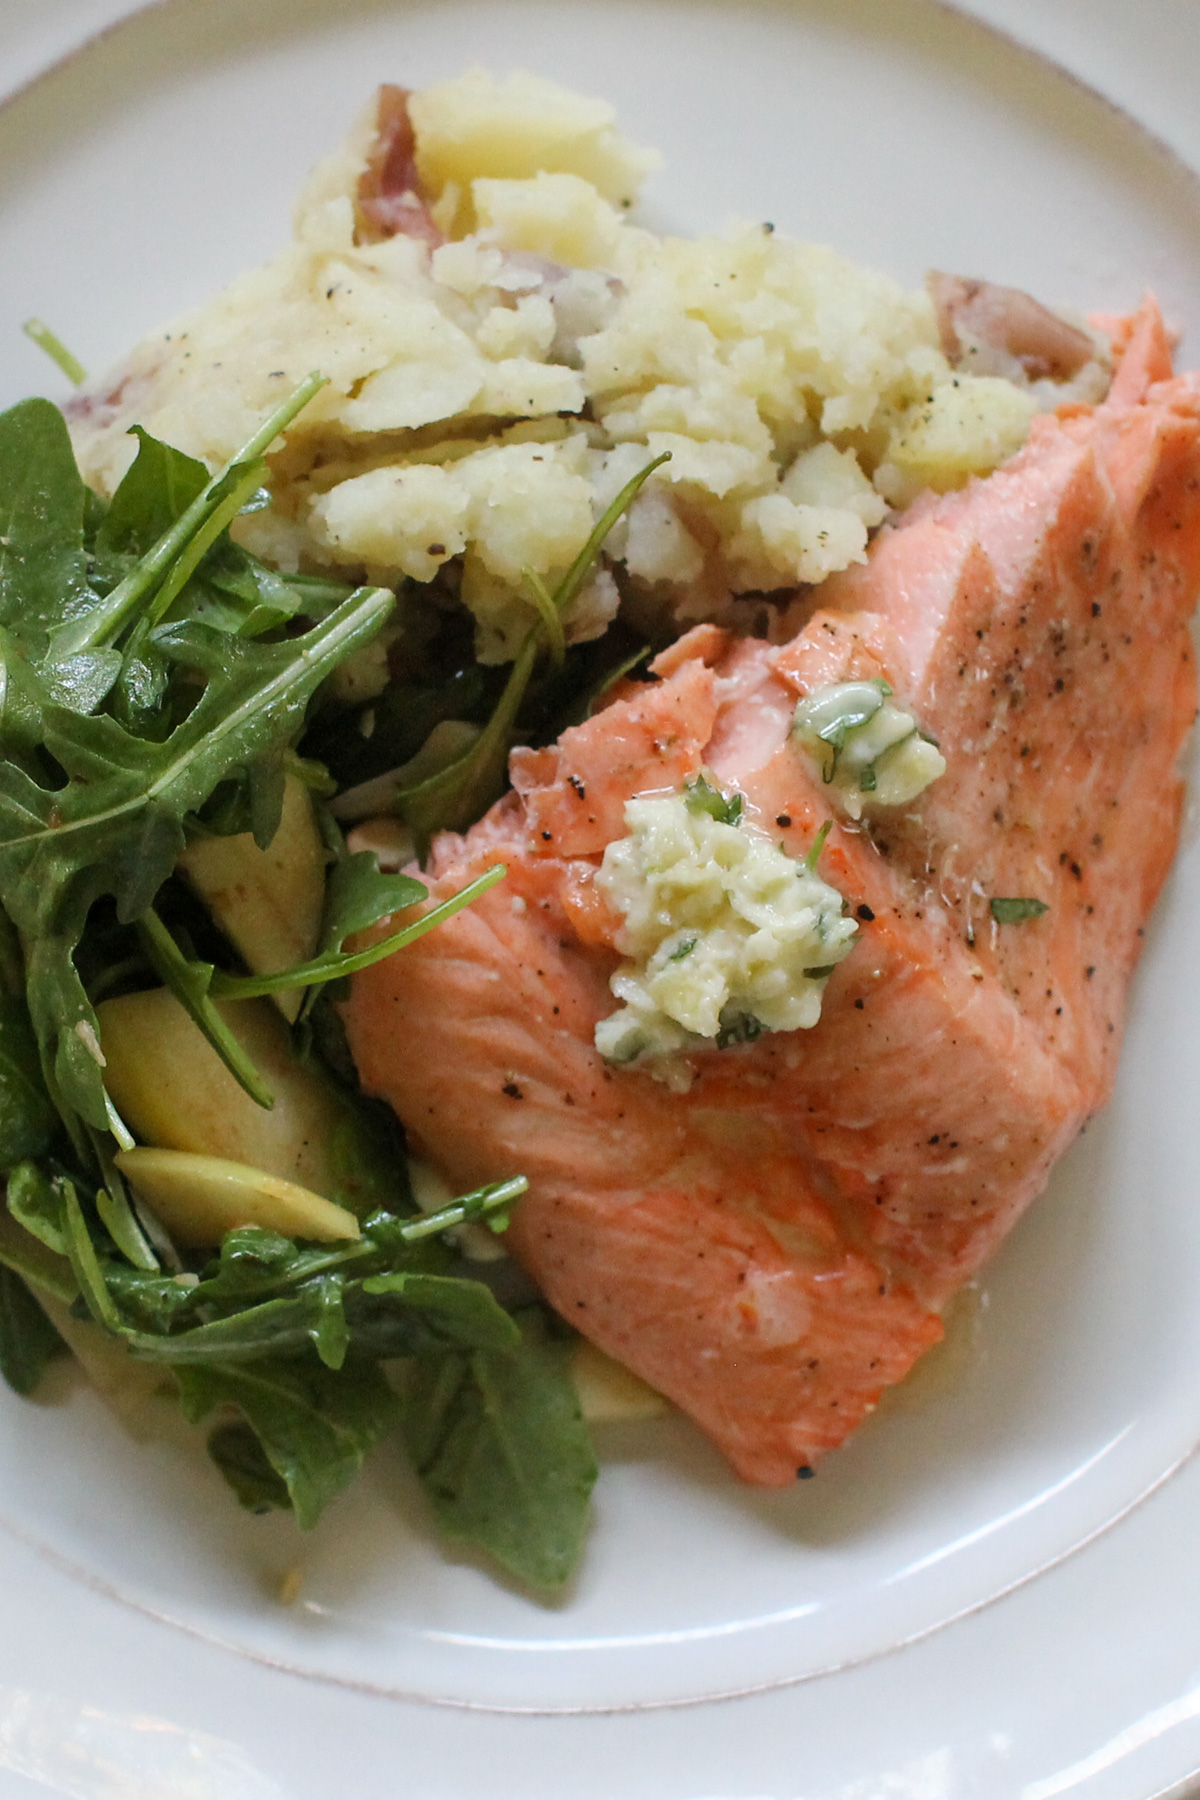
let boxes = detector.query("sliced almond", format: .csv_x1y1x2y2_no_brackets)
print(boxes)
115,1148,360,1249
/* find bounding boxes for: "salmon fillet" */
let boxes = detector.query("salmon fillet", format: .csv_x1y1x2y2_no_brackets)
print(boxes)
343,298,1200,1485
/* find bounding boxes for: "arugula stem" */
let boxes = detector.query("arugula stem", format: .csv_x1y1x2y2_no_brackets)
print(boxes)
187,1178,530,1303
22,318,87,387
396,631,539,845
207,863,507,998
136,909,275,1109
554,451,670,620
103,1092,136,1153
394,452,671,849
399,1174,527,1241
61,1180,122,1330
805,819,832,872
55,373,327,657
144,460,268,631
88,1127,159,1272
522,568,566,664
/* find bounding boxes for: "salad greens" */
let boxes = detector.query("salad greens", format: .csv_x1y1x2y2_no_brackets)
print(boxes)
0,374,658,1590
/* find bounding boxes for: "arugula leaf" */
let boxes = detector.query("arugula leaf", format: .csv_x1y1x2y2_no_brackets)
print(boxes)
307,1273,350,1370
6,1160,70,1255
389,1174,526,1243
192,1225,300,1291
117,1256,521,1368
136,907,274,1108
0,1201,78,1305
61,1178,121,1331
187,540,313,639
395,629,540,851
989,896,1049,923
176,1355,400,1530
403,1305,597,1590
83,1118,160,1271
359,1272,519,1351
0,584,393,1133
96,427,209,560
0,399,94,648
206,1418,291,1514
90,422,347,643
319,851,426,956
102,1178,524,1329
0,994,57,1168
42,1172,529,1371
54,372,327,659
521,567,566,663
0,1265,65,1395
0,912,56,1169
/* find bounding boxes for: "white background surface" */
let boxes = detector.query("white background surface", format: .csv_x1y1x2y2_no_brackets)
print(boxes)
2,2,1200,1796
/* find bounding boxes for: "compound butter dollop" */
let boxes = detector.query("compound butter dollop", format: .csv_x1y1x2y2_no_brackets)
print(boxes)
593,787,856,1083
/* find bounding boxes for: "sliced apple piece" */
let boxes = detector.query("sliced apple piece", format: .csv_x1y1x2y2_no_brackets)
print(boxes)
177,773,326,1021
114,1148,360,1248
96,988,398,1217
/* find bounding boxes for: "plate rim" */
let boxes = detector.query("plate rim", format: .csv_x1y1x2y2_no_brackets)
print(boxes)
3,0,1200,1790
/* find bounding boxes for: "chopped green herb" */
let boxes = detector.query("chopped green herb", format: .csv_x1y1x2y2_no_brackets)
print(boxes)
793,679,890,781
668,936,698,962
715,1011,763,1050
805,819,832,872
989,897,1049,923
684,774,744,826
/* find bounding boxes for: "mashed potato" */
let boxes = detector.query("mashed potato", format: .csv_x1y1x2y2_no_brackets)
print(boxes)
66,69,1110,663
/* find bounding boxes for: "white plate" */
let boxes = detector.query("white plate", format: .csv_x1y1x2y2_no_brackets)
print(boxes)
3,0,1200,1792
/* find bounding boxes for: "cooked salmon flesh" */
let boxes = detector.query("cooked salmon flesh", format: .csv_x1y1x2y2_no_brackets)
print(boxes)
343,298,1200,1485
